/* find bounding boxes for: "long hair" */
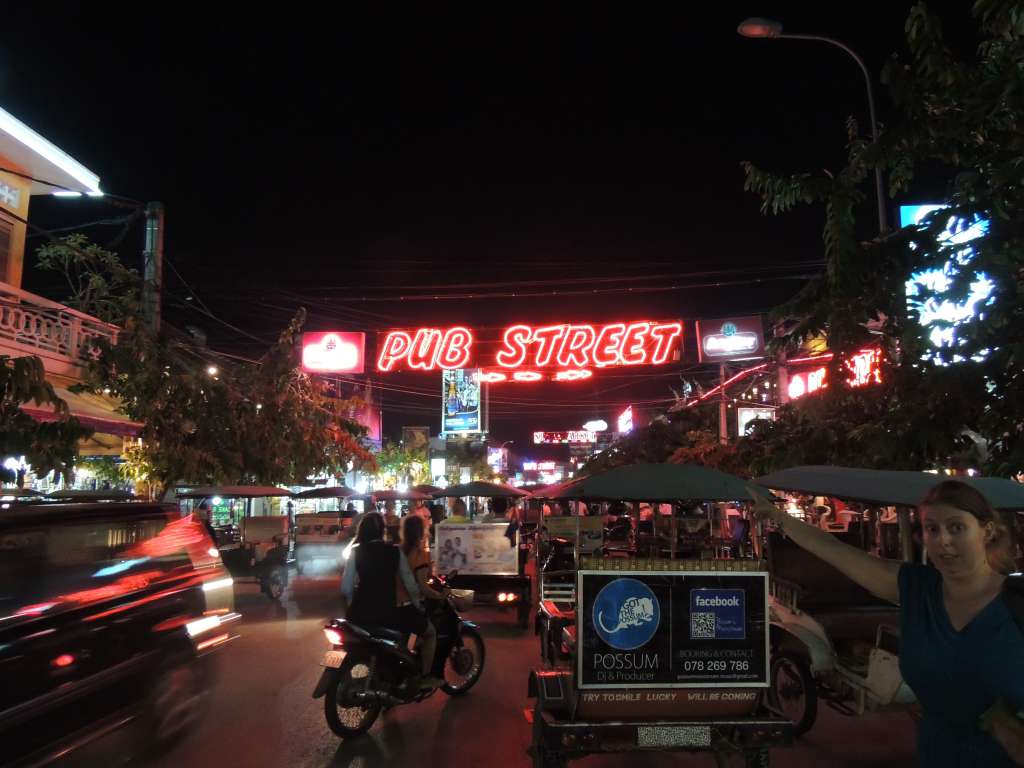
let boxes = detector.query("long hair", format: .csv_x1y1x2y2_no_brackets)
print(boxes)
355,512,385,545
920,480,1017,574
400,515,425,557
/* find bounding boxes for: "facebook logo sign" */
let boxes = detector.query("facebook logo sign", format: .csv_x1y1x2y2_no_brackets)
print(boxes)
690,589,746,640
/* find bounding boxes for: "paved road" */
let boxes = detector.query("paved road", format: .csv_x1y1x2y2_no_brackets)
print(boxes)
147,577,916,768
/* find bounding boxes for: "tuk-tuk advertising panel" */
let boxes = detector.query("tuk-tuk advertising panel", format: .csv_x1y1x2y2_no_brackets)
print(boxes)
577,569,769,689
434,523,518,575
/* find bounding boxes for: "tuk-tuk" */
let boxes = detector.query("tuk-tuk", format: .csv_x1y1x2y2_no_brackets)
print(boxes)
432,481,534,628
529,464,792,767
755,465,1024,736
177,485,293,600
291,485,360,574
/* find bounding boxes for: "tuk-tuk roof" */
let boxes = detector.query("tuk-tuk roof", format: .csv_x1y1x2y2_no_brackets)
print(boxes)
176,485,292,499
755,466,1024,510
432,480,530,498
47,489,134,500
547,463,759,503
293,485,358,499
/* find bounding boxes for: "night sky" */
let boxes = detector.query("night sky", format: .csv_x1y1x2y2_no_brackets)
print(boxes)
2,3,974,453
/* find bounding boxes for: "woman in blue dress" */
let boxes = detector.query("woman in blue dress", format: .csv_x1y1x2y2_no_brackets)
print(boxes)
754,479,1024,766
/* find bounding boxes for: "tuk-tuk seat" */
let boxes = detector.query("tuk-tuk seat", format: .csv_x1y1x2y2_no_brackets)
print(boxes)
539,600,575,622
767,532,892,609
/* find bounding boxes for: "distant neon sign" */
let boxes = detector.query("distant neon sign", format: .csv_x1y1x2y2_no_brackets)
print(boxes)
376,321,682,372
617,406,634,434
533,430,597,444
788,349,883,401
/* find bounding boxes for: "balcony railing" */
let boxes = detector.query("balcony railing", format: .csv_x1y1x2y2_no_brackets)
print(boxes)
0,280,119,375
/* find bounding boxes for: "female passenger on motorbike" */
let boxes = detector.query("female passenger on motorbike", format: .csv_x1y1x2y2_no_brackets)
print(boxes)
340,513,423,648
399,515,449,687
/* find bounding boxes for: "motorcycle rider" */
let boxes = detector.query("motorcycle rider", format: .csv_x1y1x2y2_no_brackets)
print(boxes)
399,515,449,688
340,512,436,688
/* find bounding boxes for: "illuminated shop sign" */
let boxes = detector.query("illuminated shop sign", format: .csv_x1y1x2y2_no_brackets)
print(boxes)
899,205,994,365
696,316,764,362
787,349,883,401
301,332,366,374
617,405,634,434
376,321,683,373
533,430,597,445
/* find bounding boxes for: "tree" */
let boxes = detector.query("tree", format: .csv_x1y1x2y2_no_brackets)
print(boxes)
0,355,91,486
740,1,1024,474
375,441,430,487
35,236,375,492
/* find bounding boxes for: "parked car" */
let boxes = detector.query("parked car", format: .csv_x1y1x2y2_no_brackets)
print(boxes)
0,502,240,766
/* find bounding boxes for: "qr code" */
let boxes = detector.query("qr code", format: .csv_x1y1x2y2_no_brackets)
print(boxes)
690,612,716,639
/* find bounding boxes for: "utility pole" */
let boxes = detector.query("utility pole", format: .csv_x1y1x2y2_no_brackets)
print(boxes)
718,363,729,444
142,202,165,334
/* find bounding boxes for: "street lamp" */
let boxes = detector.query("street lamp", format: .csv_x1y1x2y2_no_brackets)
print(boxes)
738,17,888,236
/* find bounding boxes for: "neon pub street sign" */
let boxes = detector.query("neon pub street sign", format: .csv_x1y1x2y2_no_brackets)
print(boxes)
376,321,683,374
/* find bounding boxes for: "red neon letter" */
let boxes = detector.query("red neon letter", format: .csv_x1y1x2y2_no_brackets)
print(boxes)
592,323,625,366
438,327,474,369
648,322,683,365
407,328,442,370
532,325,568,367
496,325,532,368
513,370,542,382
556,325,597,367
620,322,651,365
377,331,412,371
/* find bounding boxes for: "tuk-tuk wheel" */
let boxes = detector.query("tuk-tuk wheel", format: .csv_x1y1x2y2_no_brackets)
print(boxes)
768,653,817,736
265,567,287,601
530,702,568,768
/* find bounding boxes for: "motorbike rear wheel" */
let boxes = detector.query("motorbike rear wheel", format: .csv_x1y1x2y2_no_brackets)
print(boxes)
324,657,381,738
440,626,485,696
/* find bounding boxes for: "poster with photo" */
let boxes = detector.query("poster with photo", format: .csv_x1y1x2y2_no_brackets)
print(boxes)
442,369,482,434
434,523,518,576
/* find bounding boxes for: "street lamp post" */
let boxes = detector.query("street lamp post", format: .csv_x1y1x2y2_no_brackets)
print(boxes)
738,17,888,236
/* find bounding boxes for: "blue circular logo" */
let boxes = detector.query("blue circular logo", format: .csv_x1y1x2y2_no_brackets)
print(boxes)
592,578,661,651
721,322,738,337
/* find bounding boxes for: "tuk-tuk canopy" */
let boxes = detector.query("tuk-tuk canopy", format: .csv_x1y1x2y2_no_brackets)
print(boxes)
411,484,443,495
755,465,1024,510
47,489,135,500
547,463,759,503
433,480,530,498
176,485,292,499
293,485,359,499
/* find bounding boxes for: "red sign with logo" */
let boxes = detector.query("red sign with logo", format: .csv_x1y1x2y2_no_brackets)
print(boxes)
301,332,366,374
788,349,883,401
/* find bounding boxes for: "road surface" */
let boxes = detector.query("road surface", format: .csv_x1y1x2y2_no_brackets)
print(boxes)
147,577,916,768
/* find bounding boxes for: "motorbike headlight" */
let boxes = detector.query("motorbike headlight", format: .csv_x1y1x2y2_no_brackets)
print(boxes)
324,627,344,646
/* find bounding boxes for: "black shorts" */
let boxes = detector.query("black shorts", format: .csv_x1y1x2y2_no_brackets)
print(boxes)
397,604,428,636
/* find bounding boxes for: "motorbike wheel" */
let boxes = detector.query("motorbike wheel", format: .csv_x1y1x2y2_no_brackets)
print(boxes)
440,626,485,696
324,657,381,738
768,653,817,736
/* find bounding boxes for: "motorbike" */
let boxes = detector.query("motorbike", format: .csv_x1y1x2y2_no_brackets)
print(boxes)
312,574,486,738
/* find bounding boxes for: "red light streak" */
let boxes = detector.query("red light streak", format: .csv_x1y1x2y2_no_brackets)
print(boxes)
553,369,593,381
512,370,543,382
475,371,508,383
52,654,75,668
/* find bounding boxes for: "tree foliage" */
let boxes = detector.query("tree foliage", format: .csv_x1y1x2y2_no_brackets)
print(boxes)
0,355,91,485
740,1,1024,474
35,236,375,490
375,441,430,486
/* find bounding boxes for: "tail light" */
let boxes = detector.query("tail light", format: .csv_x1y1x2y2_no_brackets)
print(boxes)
324,627,343,646
497,593,507,603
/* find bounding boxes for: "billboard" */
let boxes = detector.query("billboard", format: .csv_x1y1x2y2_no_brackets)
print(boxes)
533,430,597,444
401,426,430,450
434,523,518,576
442,368,482,434
577,570,769,689
696,317,765,363
301,332,366,374
737,407,775,436
900,204,993,364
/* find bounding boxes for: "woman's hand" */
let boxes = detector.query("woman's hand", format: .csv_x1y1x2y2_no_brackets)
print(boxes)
991,709,1024,765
